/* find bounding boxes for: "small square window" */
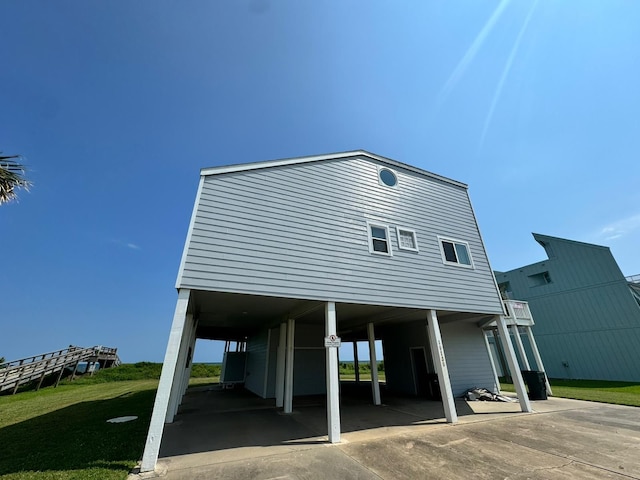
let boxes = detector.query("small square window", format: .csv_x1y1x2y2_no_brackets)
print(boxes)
528,271,551,287
396,227,418,252
438,237,473,268
367,223,392,256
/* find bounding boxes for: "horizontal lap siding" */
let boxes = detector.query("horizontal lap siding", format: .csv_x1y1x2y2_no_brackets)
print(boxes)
179,157,503,313
440,322,497,395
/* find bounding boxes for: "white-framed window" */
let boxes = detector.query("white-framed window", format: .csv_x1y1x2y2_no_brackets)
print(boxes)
396,227,418,252
367,222,392,256
438,236,473,268
377,166,398,188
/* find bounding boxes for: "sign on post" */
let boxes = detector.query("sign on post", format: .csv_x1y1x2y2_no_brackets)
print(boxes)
324,334,341,348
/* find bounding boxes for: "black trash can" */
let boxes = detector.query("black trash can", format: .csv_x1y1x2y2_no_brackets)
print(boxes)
520,370,547,400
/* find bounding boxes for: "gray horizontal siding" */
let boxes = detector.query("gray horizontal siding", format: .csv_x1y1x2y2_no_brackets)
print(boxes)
440,322,497,395
382,320,496,396
179,156,503,313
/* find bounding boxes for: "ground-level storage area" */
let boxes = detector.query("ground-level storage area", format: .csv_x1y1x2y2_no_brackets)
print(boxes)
140,290,534,472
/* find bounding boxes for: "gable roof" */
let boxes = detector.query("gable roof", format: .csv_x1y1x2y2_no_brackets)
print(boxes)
200,150,468,189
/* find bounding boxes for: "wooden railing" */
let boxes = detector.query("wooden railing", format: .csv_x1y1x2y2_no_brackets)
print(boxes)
0,345,120,395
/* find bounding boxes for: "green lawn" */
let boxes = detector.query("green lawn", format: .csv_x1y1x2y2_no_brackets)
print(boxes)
0,363,219,480
340,372,386,382
501,378,640,407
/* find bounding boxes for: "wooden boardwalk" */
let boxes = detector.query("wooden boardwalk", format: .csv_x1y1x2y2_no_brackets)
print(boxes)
0,345,120,395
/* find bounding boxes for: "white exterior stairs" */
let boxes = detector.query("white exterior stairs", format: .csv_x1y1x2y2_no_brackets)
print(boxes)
0,345,120,395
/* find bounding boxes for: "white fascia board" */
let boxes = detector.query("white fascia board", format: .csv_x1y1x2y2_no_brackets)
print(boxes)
175,176,205,289
200,150,468,189
466,189,507,315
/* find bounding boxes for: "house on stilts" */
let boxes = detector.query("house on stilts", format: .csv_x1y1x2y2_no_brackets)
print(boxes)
141,150,542,472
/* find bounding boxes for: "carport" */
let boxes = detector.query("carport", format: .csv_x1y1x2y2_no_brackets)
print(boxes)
141,288,531,472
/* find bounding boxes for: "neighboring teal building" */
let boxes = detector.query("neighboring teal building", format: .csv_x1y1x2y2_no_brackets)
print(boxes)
495,233,640,382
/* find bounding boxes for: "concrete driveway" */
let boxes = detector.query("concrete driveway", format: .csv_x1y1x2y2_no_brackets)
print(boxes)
135,385,640,479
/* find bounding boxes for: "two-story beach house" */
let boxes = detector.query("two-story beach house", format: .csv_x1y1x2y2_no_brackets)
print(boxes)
140,151,532,472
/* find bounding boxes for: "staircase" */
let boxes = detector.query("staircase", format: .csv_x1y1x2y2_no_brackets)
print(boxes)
0,345,121,395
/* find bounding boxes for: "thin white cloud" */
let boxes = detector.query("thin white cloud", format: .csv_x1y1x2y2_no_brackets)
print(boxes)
598,214,640,241
480,0,539,148
436,0,511,108
109,239,142,251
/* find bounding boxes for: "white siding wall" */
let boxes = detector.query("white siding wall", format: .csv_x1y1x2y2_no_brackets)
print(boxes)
179,156,503,314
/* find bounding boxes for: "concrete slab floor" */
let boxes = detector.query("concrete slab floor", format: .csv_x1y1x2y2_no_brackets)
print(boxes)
132,385,640,479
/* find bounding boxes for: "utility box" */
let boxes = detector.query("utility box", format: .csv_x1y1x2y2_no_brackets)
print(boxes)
521,370,547,400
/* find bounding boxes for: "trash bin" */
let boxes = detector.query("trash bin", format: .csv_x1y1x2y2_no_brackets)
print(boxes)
520,370,547,400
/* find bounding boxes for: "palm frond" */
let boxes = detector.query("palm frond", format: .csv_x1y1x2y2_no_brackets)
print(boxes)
0,154,33,205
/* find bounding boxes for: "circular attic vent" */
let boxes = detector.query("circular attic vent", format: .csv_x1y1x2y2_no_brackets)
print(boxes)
379,168,397,187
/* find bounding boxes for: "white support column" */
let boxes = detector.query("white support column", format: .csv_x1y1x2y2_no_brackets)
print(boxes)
367,323,381,406
353,342,360,384
275,322,286,408
325,302,341,443
526,326,553,396
482,330,501,394
511,324,531,371
496,316,532,413
141,289,191,473
283,318,295,414
167,312,194,422
426,309,458,423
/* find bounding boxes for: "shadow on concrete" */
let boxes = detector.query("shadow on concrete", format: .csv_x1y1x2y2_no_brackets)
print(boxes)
158,382,482,458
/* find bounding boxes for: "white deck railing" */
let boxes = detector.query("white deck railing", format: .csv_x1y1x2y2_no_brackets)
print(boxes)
626,274,640,284
503,300,533,322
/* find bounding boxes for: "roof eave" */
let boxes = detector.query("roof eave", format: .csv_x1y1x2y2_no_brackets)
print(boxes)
199,150,468,189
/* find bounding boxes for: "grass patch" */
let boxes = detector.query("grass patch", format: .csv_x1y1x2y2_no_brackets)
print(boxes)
340,372,386,382
0,364,220,480
69,362,163,384
0,380,157,480
500,378,640,407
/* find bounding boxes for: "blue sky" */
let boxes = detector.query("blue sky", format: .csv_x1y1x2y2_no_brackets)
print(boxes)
2,1,639,363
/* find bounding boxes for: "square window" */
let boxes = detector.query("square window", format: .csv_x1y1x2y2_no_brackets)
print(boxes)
528,271,551,287
438,237,473,268
455,243,471,265
367,223,392,256
396,227,418,252
442,241,457,262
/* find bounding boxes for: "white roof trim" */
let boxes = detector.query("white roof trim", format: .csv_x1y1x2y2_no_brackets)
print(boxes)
200,150,467,189
175,176,205,289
